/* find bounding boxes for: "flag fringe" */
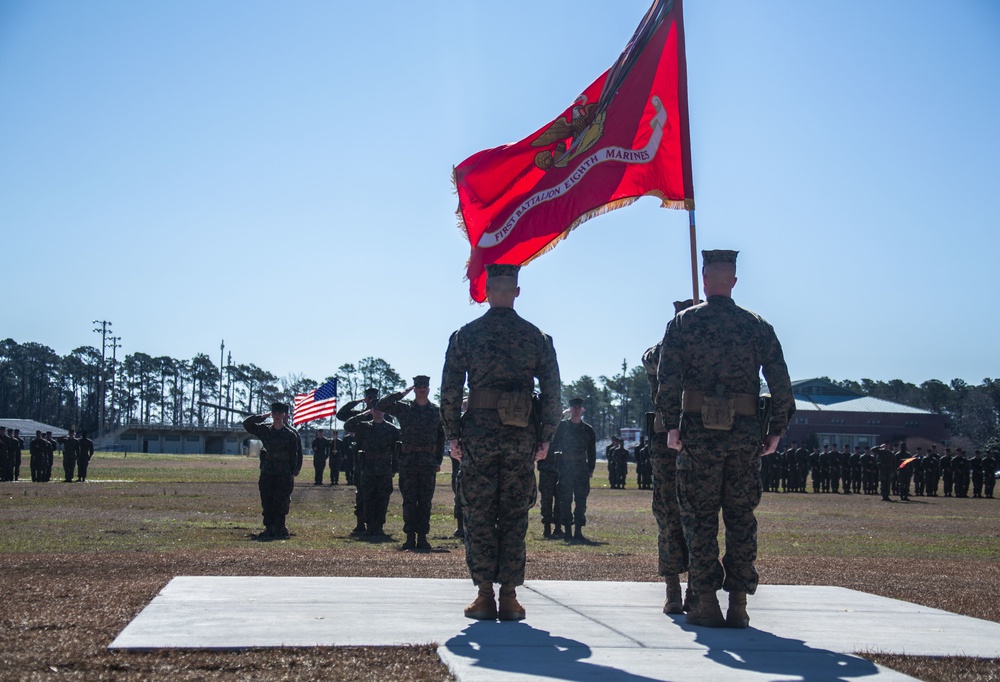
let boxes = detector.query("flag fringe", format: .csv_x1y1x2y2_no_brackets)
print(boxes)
521,190,689,268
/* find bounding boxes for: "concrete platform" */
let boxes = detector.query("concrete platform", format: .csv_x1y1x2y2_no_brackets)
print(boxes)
111,578,1000,681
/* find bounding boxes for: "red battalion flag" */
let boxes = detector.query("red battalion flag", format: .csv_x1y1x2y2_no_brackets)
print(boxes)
292,379,338,427
454,0,694,302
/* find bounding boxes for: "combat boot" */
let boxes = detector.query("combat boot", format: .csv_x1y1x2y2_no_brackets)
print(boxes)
498,584,526,621
663,575,683,615
402,532,416,550
683,583,694,612
453,516,465,538
257,525,275,542
351,522,366,536
726,591,750,629
685,591,726,628
543,523,552,538
552,524,564,538
573,525,586,542
464,582,497,620
416,533,431,550
277,526,290,540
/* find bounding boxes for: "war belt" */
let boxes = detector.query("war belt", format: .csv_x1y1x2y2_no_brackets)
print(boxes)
681,390,758,417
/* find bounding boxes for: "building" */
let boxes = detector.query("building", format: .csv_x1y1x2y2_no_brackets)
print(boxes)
781,378,950,449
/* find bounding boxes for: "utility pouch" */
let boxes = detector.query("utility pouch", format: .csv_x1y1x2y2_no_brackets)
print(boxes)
701,395,735,431
496,389,532,427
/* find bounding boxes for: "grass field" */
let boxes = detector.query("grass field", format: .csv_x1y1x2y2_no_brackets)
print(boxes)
1,452,998,680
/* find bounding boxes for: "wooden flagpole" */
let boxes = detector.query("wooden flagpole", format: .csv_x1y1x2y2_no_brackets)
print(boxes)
688,210,700,304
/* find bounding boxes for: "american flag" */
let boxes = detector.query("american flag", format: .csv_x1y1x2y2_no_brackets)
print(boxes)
292,379,338,426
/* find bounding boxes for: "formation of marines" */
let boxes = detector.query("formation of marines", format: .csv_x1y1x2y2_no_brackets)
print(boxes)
0,427,91,483
760,442,996,500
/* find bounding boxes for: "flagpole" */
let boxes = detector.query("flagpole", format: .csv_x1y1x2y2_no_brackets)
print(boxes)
688,210,700,304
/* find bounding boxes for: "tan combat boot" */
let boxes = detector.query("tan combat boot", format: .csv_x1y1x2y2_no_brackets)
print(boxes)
464,582,497,620
663,575,683,615
498,584,526,621
726,591,750,629
685,590,726,628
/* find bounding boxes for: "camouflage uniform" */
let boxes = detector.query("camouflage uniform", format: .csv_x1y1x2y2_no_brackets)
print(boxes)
243,414,303,532
43,435,56,482
551,417,596,530
643,342,689,579
655,291,793,598
344,414,400,534
874,445,896,500
58,434,80,482
983,451,996,499
441,306,561,588
0,428,10,481
30,433,46,482
377,388,444,536
535,443,560,530
311,434,330,485
77,434,94,481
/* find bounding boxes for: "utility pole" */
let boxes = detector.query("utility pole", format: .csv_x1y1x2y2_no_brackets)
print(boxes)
225,350,233,425
108,335,122,429
218,340,225,427
92,320,112,434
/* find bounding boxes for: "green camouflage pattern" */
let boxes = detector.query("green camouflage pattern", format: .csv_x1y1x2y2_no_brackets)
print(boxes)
441,306,561,586
551,419,596,527
655,295,792,596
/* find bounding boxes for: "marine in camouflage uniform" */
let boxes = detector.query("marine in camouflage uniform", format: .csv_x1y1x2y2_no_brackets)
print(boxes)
377,375,445,550
643,299,696,615
43,432,56,482
655,250,793,629
0,426,10,481
77,431,94,481
983,450,997,499
336,389,380,534
535,431,561,538
874,443,896,501
952,449,971,498
551,398,596,542
311,430,330,485
57,430,80,483
243,402,303,540
11,429,24,481
30,431,46,482
441,264,561,622
345,407,400,538
924,445,941,496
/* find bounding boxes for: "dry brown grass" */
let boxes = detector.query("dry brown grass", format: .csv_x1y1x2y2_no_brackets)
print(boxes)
1,454,998,681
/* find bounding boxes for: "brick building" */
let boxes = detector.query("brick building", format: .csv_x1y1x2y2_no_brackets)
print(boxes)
781,378,950,449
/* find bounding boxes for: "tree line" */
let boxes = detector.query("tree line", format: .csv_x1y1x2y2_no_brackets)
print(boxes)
1,338,997,449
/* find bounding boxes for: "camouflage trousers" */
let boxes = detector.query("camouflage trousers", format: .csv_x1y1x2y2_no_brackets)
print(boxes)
537,468,560,525
556,458,590,527
399,464,436,534
650,432,688,577
449,456,462,520
361,472,393,529
676,424,761,596
62,455,77,482
458,411,536,587
259,472,294,527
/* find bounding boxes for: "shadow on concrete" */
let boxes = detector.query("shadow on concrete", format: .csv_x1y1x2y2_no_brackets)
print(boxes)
444,621,662,682
675,617,882,681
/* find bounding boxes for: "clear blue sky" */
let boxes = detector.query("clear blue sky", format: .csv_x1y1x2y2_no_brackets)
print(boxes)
2,1,998,394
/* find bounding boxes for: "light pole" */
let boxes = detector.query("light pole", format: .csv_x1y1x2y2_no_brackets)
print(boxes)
218,340,225,426
107,335,122,428
92,320,112,434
